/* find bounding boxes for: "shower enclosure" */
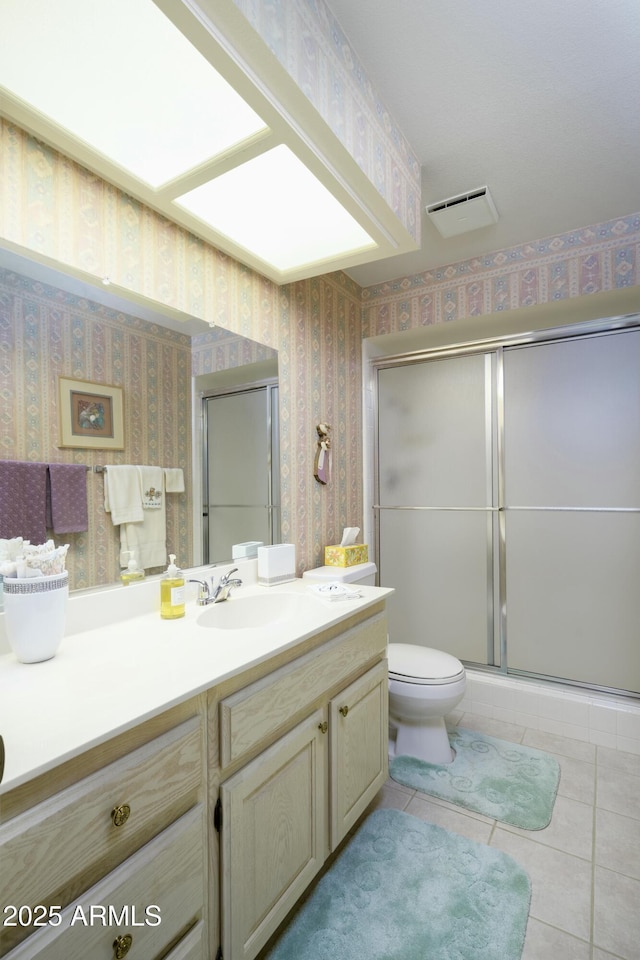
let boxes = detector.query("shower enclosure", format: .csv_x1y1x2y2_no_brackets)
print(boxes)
374,317,640,698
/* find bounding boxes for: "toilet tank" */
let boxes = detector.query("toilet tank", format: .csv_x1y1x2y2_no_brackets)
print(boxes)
302,561,377,586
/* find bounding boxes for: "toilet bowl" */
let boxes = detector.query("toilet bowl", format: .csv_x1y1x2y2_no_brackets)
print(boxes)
388,643,466,765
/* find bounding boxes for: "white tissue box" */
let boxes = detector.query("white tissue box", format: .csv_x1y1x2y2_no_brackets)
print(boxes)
232,541,264,560
257,543,296,586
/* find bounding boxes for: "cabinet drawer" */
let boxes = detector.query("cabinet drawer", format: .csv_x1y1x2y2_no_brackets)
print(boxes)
0,715,202,953
220,612,387,768
4,805,205,960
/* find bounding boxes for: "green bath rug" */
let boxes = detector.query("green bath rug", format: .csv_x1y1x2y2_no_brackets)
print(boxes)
390,727,560,830
265,808,531,960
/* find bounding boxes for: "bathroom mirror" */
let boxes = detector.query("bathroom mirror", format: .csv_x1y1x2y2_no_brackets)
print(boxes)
0,244,279,591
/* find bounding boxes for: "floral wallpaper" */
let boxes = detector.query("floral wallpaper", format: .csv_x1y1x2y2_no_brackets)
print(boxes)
0,265,192,589
286,272,363,561
362,214,640,335
1,117,639,591
191,326,277,375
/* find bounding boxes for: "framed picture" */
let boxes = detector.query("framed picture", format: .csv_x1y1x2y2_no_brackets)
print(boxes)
58,377,124,449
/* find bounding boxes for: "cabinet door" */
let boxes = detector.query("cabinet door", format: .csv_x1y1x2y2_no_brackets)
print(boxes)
220,709,327,960
329,660,389,849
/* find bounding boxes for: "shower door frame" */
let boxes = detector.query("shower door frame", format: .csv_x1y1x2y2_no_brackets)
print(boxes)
371,312,640,696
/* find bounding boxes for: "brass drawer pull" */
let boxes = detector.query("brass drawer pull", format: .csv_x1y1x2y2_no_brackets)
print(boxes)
113,933,133,958
339,705,349,717
111,803,131,827
318,721,328,734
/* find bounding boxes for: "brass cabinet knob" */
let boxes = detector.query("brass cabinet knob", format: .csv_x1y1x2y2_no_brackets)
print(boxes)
339,705,349,717
318,721,328,734
111,803,131,827
113,933,133,958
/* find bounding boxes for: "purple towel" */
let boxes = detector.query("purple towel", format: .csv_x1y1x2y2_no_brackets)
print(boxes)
47,463,89,534
0,460,49,543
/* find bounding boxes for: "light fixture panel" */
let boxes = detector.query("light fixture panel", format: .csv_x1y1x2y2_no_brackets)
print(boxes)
0,0,267,187
175,145,376,272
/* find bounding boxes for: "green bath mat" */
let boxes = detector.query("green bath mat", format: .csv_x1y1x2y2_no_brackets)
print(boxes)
390,727,560,830
266,808,531,960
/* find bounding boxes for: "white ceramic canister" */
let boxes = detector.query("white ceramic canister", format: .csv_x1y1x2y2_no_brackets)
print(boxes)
3,572,69,663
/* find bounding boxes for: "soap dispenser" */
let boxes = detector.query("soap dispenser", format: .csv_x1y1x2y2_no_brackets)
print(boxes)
161,554,185,619
120,550,145,585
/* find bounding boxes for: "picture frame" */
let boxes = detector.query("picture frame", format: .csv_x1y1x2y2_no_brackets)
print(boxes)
58,377,124,450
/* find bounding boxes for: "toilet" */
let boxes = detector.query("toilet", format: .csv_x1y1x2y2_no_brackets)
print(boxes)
301,561,378,588
302,562,465,765
388,643,465,764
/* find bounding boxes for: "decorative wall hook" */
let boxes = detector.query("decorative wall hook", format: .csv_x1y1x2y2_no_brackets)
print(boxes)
314,422,331,484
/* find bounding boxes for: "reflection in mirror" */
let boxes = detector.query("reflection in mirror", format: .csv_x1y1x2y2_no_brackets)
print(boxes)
0,245,278,592
201,377,280,564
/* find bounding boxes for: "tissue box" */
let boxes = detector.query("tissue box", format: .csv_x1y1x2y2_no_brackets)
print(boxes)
232,541,264,560
258,543,296,586
324,544,369,567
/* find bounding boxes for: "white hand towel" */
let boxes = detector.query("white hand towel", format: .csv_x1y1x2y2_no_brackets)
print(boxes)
118,466,166,569
104,466,143,525
119,520,166,571
164,467,185,493
140,465,163,509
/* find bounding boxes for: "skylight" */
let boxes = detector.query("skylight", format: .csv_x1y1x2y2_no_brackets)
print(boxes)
0,0,266,187
175,145,376,272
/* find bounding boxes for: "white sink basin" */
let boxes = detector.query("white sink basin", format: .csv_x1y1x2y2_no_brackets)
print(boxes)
196,592,311,630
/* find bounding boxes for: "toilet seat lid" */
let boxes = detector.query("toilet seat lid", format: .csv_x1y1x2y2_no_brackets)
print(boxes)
388,643,465,685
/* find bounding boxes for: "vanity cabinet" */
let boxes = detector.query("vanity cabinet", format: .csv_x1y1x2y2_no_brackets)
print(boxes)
0,701,208,960
216,612,388,960
0,595,390,960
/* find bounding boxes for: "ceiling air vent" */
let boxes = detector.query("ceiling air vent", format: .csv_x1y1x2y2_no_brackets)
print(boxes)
426,186,499,238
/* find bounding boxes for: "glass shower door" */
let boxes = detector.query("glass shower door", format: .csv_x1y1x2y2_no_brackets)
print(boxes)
376,353,498,665
503,329,640,693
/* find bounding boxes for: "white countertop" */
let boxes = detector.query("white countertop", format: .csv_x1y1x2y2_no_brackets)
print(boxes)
0,569,392,795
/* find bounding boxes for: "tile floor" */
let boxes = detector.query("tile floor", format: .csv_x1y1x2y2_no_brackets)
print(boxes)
371,710,640,960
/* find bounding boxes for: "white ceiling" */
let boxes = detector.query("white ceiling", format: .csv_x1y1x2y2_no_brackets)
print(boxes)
328,0,640,287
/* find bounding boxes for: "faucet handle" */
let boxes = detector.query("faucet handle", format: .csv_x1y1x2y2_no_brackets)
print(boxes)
188,578,211,604
220,567,239,585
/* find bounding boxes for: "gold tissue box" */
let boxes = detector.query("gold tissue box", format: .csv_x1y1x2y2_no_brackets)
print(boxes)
324,544,369,567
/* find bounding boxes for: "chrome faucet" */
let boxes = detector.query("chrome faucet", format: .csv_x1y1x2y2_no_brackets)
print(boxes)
188,568,243,605
211,567,243,603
